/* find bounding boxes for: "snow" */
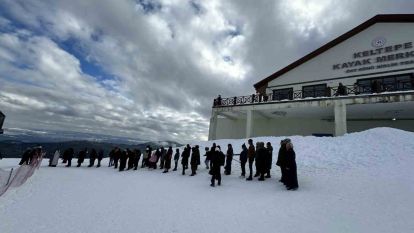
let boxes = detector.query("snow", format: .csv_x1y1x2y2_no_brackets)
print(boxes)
1,127,414,233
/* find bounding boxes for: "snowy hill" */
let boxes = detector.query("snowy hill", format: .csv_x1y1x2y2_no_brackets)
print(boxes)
0,128,413,233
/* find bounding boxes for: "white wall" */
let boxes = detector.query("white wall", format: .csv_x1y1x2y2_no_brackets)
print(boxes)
267,23,414,93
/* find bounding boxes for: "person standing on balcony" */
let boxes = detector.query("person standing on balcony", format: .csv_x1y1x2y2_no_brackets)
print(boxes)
246,139,256,181
371,80,382,93
336,82,348,96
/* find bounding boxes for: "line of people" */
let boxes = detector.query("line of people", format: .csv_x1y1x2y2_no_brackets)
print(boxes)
20,139,298,191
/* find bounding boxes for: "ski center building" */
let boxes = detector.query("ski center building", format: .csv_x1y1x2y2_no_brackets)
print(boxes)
209,14,414,140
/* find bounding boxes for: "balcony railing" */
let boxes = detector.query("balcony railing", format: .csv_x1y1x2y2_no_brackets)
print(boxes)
213,82,413,107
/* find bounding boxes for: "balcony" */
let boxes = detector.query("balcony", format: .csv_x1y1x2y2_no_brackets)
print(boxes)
213,83,414,108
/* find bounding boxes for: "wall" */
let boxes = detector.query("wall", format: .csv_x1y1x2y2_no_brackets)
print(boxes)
267,23,414,93
215,117,334,139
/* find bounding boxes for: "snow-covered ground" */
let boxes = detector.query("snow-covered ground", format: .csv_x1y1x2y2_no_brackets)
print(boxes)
1,127,414,233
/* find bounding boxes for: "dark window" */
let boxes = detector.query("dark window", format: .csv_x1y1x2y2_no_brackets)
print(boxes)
302,84,327,98
272,88,293,101
357,73,413,93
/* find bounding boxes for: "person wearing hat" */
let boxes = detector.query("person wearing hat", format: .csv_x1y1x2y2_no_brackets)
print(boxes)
203,147,210,169
181,145,191,175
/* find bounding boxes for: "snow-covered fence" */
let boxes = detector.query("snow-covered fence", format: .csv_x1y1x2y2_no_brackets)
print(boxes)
0,153,43,197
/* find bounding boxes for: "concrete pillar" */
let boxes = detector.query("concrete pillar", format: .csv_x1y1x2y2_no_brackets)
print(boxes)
334,100,347,136
208,111,218,140
246,109,254,138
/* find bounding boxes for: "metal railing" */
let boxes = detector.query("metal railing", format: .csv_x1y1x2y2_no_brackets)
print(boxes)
213,82,413,107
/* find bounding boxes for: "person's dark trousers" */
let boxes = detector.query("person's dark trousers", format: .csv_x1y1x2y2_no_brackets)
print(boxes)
160,159,164,169
182,165,186,175
210,172,221,186
97,160,101,167
190,166,197,176
266,169,271,178
240,161,246,176
247,158,254,180
173,160,178,171
254,162,259,177
66,159,72,167
114,159,119,169
89,158,95,167
281,166,287,184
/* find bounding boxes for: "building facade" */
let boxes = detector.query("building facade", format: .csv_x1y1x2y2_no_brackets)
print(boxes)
209,14,414,140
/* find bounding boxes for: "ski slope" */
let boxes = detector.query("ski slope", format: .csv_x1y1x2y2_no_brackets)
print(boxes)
0,128,414,233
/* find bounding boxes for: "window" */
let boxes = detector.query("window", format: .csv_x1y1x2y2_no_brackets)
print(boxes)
272,88,293,101
302,84,327,98
357,73,413,93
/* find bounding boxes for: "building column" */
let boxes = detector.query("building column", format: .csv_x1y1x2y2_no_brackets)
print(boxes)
334,100,347,136
208,111,218,140
246,109,254,138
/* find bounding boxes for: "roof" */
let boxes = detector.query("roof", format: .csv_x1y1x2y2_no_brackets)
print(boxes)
254,14,414,92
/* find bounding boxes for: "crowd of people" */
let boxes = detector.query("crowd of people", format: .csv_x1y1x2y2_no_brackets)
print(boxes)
18,139,299,190
18,146,44,166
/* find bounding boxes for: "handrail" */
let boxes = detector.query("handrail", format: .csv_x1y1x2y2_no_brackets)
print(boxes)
213,82,413,107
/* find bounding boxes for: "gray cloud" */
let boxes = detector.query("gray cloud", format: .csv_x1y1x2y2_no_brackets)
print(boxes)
0,0,413,142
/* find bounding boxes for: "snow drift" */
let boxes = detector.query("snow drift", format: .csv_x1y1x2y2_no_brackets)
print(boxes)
0,127,413,233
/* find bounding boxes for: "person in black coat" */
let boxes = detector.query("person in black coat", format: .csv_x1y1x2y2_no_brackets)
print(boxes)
108,149,114,167
181,145,190,175
66,148,74,167
239,144,248,177
256,142,267,181
224,144,233,175
190,146,200,176
133,149,141,170
210,146,224,187
285,142,298,190
119,149,127,171
173,148,180,171
19,148,32,165
336,82,348,96
159,147,166,170
114,147,121,169
88,148,97,167
246,139,255,181
163,146,173,173
77,148,88,167
276,140,287,184
265,142,273,178
97,149,104,167
127,148,135,170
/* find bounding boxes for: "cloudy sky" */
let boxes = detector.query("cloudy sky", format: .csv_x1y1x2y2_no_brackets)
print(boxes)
0,0,413,142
